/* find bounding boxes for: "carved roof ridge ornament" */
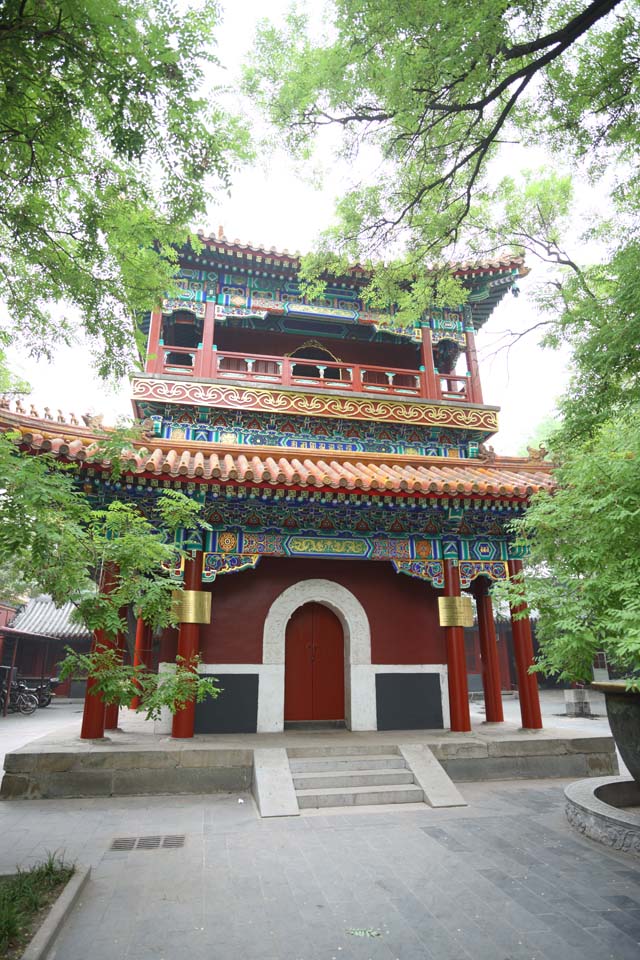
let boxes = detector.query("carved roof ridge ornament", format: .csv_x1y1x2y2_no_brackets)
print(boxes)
526,443,549,462
193,230,528,279
0,399,109,436
478,443,496,463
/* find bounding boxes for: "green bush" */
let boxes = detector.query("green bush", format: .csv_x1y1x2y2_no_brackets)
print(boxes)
0,854,73,955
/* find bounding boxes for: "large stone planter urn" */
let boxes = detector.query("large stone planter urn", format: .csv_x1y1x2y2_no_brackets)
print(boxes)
592,681,640,783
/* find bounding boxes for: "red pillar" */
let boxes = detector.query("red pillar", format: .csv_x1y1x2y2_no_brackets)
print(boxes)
130,616,153,710
508,560,543,730
443,560,471,732
465,327,484,404
172,551,204,739
200,300,216,378
80,564,119,740
420,325,440,399
474,580,504,722
145,309,164,375
104,625,127,731
3,638,18,717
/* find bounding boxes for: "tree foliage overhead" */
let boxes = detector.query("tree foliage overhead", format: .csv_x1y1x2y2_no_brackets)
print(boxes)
247,0,636,258
469,168,640,445
248,1,640,681
0,0,250,377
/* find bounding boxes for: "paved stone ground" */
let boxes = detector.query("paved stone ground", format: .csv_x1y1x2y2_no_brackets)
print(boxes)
2,778,639,960
0,699,81,769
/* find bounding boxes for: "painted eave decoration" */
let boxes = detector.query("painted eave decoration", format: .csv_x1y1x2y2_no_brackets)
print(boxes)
0,406,554,501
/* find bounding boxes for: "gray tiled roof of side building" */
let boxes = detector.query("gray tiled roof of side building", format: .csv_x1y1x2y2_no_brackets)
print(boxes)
9,595,91,639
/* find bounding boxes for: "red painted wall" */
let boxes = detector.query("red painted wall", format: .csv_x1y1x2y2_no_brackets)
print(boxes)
198,557,446,665
464,623,516,691
214,328,420,371
0,604,16,628
158,627,178,667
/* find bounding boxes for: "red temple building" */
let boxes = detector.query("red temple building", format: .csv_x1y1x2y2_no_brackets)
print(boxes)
0,234,554,738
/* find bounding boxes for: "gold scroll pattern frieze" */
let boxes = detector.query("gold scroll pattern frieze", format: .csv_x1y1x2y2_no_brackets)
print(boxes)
132,379,498,432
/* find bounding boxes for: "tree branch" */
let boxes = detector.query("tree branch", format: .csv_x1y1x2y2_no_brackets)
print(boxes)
502,0,623,60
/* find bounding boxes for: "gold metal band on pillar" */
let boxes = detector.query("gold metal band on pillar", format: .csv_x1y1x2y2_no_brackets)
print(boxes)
438,596,474,628
171,590,211,624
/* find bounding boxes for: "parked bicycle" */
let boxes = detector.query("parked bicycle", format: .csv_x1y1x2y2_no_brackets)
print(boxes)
1,679,39,715
19,677,57,707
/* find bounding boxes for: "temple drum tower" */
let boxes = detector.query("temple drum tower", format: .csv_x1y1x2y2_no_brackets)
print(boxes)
1,233,551,738
129,235,549,736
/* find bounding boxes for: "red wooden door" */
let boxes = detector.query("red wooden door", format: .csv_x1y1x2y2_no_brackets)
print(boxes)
284,603,345,721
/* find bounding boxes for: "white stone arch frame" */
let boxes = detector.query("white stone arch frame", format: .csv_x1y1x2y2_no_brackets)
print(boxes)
262,579,376,731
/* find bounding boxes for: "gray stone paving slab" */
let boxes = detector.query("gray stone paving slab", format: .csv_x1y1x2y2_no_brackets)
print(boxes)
0,778,637,959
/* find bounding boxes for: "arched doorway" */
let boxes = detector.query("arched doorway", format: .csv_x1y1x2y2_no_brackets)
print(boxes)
284,602,345,722
262,578,373,730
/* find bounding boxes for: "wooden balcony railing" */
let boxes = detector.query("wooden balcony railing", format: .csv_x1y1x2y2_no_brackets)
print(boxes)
438,375,470,401
214,351,426,397
148,345,478,403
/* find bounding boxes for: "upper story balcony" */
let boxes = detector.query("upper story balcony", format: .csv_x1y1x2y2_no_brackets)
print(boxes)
143,304,486,407
148,344,479,404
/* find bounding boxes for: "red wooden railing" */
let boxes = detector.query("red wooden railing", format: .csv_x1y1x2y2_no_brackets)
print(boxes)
438,375,470,401
215,351,426,397
147,344,478,403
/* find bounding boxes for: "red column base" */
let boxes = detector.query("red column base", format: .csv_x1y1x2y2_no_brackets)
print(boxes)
170,553,203,739
509,560,543,730
80,676,106,740
443,560,472,733
447,623,472,733
104,704,119,730
130,618,152,710
172,702,196,739
476,589,504,723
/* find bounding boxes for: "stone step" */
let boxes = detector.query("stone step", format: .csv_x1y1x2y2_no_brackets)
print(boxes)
287,744,399,759
293,768,415,790
289,754,406,773
296,783,424,809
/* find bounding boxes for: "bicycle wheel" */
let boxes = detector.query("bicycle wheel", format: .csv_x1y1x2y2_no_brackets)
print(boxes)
18,693,38,716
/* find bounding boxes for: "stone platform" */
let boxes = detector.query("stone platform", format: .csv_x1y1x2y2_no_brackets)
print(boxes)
1,710,618,800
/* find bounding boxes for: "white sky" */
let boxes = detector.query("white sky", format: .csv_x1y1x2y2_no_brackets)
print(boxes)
10,0,572,454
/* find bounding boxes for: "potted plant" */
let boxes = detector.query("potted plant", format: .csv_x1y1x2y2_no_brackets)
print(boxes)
590,682,640,782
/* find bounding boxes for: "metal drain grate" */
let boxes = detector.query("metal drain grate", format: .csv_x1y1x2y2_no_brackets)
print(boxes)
111,837,136,851
136,835,162,850
110,834,186,851
162,835,185,848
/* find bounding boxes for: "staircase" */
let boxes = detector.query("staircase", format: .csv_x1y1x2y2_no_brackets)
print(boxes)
288,745,425,809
